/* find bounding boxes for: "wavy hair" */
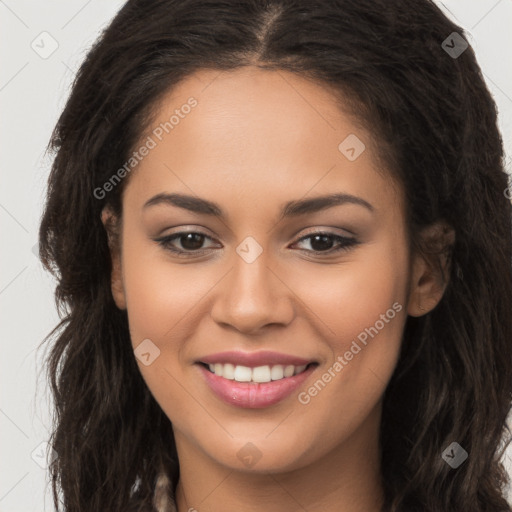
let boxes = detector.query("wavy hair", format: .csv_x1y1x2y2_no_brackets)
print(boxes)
38,0,512,510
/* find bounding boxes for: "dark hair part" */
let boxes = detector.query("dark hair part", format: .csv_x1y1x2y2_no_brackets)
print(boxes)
38,0,512,511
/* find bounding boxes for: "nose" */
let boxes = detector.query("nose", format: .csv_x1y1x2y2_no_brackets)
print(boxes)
209,249,295,335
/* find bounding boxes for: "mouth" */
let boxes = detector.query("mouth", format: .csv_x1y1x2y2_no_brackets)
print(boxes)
198,361,317,383
195,361,319,409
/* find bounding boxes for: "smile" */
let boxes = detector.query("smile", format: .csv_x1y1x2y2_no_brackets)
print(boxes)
196,361,318,409
204,362,310,383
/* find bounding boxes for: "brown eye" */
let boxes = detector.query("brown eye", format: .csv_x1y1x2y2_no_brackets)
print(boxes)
177,233,207,251
154,231,218,256
292,232,359,255
154,230,359,258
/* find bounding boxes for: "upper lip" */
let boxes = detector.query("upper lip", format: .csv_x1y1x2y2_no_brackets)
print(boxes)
197,350,315,368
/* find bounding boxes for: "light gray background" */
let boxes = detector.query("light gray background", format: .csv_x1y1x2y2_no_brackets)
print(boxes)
1,1,511,510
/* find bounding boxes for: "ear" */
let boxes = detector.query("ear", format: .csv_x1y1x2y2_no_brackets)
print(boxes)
101,207,127,310
407,221,455,317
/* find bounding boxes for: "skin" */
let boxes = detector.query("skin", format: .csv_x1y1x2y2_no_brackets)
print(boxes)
102,66,450,512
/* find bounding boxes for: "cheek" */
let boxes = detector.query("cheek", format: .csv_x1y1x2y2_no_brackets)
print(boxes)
119,238,210,417
297,308,405,452
282,240,408,354
289,244,408,442
120,234,212,346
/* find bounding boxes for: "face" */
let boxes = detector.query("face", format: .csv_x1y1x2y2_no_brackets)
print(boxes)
103,66,443,474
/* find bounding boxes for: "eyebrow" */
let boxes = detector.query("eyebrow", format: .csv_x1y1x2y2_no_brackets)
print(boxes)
143,192,374,219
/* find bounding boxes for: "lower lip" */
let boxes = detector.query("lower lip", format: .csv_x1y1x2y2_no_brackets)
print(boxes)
197,363,317,409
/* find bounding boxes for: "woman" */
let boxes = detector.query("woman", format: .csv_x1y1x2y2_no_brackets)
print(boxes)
38,0,512,511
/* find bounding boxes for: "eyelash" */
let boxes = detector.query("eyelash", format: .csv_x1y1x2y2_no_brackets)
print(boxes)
154,230,359,258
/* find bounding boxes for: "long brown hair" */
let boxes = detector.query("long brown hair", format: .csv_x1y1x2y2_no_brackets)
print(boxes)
38,0,512,510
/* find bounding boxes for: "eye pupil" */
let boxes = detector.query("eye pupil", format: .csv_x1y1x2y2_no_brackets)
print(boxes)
181,233,205,250
310,234,334,251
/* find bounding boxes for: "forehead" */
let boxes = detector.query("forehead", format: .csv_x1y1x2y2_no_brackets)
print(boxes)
124,66,402,222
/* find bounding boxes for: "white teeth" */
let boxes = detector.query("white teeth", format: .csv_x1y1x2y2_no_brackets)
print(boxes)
270,365,284,380
222,363,235,380
294,364,307,375
233,365,252,382
252,365,271,383
206,363,310,382
283,365,295,377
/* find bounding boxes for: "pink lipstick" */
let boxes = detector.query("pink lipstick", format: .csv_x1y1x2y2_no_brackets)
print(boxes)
196,350,318,408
